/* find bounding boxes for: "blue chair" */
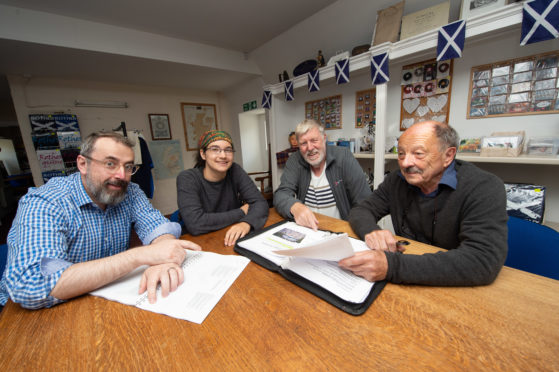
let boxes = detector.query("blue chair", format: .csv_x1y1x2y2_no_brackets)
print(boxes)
506,217,559,280
0,244,7,278
169,210,184,227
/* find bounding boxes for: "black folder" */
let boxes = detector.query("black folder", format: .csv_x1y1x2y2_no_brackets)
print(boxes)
235,220,387,315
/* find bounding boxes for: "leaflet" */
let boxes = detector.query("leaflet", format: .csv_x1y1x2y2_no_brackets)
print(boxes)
90,250,249,324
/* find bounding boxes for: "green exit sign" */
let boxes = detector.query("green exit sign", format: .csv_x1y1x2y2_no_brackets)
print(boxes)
243,100,258,111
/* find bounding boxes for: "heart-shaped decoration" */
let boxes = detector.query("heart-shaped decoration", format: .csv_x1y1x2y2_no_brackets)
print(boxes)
402,118,415,128
416,105,430,118
403,98,420,114
431,115,446,123
427,94,448,113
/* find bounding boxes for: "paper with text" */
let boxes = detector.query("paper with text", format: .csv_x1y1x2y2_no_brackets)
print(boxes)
90,250,249,324
237,222,374,303
273,233,354,261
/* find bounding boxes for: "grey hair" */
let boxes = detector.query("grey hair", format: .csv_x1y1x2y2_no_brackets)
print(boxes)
433,123,459,151
294,119,325,140
80,132,135,158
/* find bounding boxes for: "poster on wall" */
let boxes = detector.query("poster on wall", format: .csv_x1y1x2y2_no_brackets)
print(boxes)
149,140,184,180
181,103,218,151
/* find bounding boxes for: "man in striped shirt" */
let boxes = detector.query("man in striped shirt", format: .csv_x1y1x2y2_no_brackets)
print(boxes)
274,120,371,230
0,132,200,310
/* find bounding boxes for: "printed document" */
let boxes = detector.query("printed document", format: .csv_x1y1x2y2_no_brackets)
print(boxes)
237,222,374,303
90,250,249,324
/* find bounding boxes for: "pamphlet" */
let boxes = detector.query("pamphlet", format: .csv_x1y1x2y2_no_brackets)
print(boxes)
90,250,249,324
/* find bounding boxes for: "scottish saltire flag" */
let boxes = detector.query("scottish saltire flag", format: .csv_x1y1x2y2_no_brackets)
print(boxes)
262,90,271,109
285,81,294,101
521,0,559,45
308,70,320,92
371,53,390,85
335,58,350,84
437,20,466,61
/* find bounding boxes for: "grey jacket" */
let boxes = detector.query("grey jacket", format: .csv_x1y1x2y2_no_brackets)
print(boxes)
274,145,371,220
349,160,508,286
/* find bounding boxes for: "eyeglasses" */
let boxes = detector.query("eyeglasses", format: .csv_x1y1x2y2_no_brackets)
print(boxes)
82,155,139,175
206,146,235,155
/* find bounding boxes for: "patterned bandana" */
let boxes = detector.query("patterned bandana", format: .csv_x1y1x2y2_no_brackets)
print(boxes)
198,130,233,149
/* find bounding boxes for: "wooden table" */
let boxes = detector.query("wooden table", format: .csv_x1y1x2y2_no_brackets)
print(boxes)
1,209,558,371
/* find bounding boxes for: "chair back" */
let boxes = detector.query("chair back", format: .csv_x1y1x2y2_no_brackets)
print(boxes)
506,217,559,280
0,244,7,278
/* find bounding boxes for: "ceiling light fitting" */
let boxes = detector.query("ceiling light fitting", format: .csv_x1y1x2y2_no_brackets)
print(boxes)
74,100,128,108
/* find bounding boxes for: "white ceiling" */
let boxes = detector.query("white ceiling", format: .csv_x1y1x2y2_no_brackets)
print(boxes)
0,0,338,92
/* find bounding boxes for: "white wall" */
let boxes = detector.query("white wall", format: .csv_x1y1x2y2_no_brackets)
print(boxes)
7,75,237,215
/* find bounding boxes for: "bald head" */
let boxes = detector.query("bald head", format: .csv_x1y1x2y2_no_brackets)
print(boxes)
397,121,458,195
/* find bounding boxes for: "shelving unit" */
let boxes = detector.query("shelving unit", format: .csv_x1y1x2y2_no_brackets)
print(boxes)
266,3,526,189
354,152,559,165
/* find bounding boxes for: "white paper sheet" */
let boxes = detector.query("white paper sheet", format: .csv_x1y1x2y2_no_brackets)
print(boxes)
272,233,354,261
90,250,249,324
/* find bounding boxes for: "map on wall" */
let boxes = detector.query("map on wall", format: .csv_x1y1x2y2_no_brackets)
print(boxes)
149,140,184,180
181,103,218,151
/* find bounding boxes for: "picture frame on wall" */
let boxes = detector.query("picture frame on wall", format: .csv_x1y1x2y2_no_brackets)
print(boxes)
149,114,172,140
181,102,218,151
460,0,506,20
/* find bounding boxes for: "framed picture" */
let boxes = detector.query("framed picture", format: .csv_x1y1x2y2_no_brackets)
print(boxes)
181,103,218,151
460,0,506,20
148,114,172,140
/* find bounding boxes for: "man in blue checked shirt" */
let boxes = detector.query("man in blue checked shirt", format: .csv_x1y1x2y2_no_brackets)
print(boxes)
0,132,200,310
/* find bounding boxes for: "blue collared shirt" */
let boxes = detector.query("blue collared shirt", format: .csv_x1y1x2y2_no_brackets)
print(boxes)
0,173,180,309
399,160,457,197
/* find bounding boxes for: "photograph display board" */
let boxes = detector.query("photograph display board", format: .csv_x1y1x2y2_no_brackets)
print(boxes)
400,59,453,131
468,51,559,119
304,95,342,130
355,89,376,129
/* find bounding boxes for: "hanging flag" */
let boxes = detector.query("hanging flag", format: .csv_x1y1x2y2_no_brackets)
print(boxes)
285,81,294,101
308,70,320,92
370,53,390,85
520,0,559,45
335,59,350,84
437,20,466,61
262,90,271,109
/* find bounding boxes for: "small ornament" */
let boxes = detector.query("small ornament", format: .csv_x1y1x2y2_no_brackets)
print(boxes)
317,50,325,67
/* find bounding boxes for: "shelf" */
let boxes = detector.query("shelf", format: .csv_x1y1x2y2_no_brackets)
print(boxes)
354,152,559,165
263,3,523,95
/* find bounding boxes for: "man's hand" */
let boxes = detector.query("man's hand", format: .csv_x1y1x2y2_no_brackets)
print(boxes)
338,250,388,282
240,203,249,215
364,230,406,252
137,239,201,266
290,202,319,231
224,222,251,246
139,263,184,304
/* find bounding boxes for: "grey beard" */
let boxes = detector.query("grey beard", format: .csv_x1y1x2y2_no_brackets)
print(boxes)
86,176,128,205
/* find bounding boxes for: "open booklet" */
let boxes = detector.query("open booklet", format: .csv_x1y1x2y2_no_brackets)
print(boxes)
235,221,386,315
90,250,249,324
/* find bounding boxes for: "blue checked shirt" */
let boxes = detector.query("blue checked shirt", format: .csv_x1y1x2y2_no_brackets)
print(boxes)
0,173,181,309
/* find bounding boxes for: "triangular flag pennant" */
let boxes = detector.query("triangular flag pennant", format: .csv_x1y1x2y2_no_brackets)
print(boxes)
308,70,320,92
335,58,350,84
262,90,271,109
437,20,466,61
371,53,390,85
520,0,559,45
285,81,294,101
